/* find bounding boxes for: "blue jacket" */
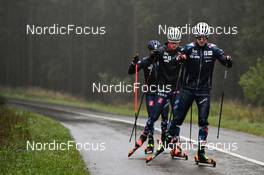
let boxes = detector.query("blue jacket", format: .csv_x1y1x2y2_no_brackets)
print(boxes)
151,44,184,90
182,42,232,91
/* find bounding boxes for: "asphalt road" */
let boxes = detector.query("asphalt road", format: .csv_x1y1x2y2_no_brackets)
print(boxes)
8,99,264,175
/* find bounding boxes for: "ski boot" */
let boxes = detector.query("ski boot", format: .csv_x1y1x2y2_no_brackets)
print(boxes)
128,134,147,157
156,132,166,145
161,132,166,144
146,134,172,163
194,149,216,167
145,135,154,154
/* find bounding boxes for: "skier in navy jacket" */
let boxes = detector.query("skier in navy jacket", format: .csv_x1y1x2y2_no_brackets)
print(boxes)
164,22,233,163
128,27,186,157
128,40,169,154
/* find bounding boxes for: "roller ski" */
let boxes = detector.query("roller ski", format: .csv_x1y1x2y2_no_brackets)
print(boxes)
169,137,188,160
170,145,188,160
128,134,147,157
146,133,173,163
145,144,165,163
194,150,216,167
144,135,154,154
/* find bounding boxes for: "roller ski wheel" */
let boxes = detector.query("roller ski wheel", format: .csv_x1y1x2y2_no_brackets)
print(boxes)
170,147,188,160
145,146,165,163
194,154,216,167
144,145,154,154
145,155,153,163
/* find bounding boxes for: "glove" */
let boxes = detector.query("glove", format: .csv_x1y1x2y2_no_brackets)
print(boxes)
226,55,232,61
148,49,158,62
132,54,139,64
225,55,232,68
176,53,187,61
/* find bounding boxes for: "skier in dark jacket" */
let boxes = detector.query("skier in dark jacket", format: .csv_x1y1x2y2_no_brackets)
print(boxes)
128,40,169,154
164,22,233,164
128,27,186,157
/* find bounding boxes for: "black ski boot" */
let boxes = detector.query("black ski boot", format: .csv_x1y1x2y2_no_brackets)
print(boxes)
145,135,154,154
161,132,166,144
194,146,216,167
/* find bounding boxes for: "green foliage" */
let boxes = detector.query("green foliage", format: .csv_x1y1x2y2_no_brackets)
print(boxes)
0,95,7,105
240,58,264,106
3,0,264,101
0,106,88,175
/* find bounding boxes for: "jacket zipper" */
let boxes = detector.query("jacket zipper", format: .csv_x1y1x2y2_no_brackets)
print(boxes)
196,49,203,90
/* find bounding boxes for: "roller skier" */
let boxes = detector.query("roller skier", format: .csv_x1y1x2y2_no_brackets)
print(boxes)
128,40,170,154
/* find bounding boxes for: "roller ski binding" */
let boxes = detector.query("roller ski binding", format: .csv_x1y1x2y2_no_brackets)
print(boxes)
169,137,188,160
156,132,166,145
194,150,216,167
146,134,171,163
128,134,147,157
145,135,154,154
146,144,165,163
170,145,188,160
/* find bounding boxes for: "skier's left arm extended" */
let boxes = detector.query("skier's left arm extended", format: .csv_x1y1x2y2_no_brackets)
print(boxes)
128,55,152,75
213,46,233,68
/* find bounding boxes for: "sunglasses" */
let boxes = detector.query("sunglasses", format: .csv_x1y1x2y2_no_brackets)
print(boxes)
168,41,180,45
196,36,208,40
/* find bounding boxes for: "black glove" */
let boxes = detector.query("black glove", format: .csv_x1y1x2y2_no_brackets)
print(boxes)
132,54,139,64
149,49,159,62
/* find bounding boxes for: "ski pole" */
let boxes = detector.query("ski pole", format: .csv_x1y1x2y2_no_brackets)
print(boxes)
129,57,155,143
189,103,192,144
168,63,183,126
129,93,145,142
134,63,138,144
217,66,228,139
129,63,139,143
166,63,183,133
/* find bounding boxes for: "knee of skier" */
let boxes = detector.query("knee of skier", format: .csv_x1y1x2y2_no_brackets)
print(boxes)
146,120,154,128
175,117,184,126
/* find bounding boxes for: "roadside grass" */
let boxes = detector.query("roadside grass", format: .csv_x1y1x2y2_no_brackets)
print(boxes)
0,104,89,175
0,86,138,117
184,101,264,137
0,86,263,137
